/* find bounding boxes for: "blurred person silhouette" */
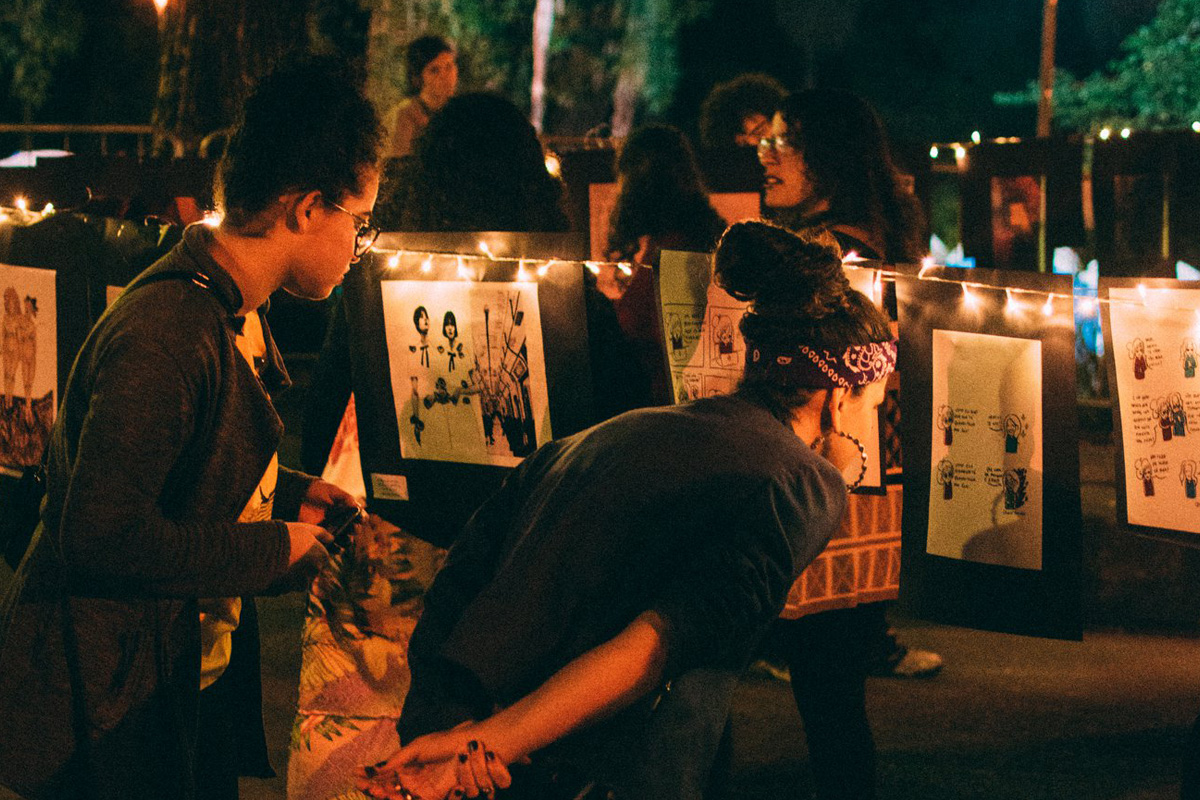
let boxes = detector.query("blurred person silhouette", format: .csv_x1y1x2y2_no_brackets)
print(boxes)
386,34,458,159
605,123,727,403
756,87,936,800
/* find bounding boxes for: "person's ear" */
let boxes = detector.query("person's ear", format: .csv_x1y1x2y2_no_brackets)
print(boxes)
821,386,850,434
288,191,323,233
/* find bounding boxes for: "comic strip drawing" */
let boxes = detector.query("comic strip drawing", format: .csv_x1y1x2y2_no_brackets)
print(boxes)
709,313,739,367
408,306,431,367
668,314,684,353
937,405,954,446
1181,459,1197,499
927,329,1043,571
382,278,550,467
0,265,56,468
1109,286,1200,532
937,459,955,500
1130,338,1148,379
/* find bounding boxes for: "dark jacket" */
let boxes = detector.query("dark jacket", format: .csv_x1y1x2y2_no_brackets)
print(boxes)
399,391,846,798
0,224,313,799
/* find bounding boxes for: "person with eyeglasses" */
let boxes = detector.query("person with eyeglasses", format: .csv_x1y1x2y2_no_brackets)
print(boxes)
0,57,383,800
756,88,934,800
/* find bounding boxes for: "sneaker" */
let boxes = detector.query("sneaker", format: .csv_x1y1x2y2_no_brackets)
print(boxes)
874,647,944,678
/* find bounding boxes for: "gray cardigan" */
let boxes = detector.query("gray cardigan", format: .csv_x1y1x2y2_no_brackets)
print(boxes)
0,224,314,799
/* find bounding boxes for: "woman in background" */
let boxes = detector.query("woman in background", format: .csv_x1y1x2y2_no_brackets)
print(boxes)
758,87,936,800
386,35,458,159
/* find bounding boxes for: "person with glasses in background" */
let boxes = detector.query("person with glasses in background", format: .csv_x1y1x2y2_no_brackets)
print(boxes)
0,57,381,800
756,87,937,800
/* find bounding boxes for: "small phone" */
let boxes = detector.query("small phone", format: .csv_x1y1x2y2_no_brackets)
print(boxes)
321,504,363,554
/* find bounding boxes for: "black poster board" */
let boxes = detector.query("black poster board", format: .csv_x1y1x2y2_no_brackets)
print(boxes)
1092,133,1176,279
897,266,1082,640
345,232,593,547
1100,277,1200,549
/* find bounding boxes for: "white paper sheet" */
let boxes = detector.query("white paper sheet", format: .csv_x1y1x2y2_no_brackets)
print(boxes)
927,330,1043,570
1109,286,1200,533
0,264,56,468
381,278,550,467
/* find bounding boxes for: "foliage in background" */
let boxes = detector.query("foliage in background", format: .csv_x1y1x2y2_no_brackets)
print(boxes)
0,0,83,121
995,0,1200,132
365,0,710,135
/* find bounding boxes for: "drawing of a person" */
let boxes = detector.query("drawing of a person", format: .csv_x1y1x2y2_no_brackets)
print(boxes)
1171,392,1188,437
1136,458,1155,496
712,315,736,366
438,310,464,371
1003,414,1021,454
1003,468,1027,510
17,296,36,425
937,405,954,446
1184,339,1197,378
669,316,684,351
408,305,431,367
1157,399,1174,442
937,459,955,500
1130,338,1147,380
1181,460,1197,499
1,287,18,408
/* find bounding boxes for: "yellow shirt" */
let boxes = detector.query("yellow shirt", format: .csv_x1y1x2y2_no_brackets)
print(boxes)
198,310,279,690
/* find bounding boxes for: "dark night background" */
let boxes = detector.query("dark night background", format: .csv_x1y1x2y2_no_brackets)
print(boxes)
1,0,1165,142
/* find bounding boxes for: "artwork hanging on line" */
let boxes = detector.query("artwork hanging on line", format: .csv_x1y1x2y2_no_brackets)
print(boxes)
381,279,551,468
1106,285,1200,536
0,263,56,469
926,329,1044,571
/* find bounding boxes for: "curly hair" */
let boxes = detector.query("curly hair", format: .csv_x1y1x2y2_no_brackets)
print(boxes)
775,88,926,262
387,93,569,232
698,73,786,149
215,56,383,229
606,124,725,261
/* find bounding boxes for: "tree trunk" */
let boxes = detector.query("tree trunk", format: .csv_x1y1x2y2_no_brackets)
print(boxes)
530,0,556,132
152,0,311,155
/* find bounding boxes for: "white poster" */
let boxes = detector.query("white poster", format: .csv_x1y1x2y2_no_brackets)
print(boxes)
0,264,56,468
381,278,550,467
1108,286,1200,534
927,330,1043,570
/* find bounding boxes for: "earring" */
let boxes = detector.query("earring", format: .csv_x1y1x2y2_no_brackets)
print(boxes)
834,430,868,492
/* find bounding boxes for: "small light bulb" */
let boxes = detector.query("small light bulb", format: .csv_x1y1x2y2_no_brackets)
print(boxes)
1077,297,1097,315
971,130,981,144
536,261,552,278
201,210,222,228
420,257,433,273
457,256,472,280
41,202,54,215
478,241,496,260
962,284,980,310
153,0,168,12
1042,295,1055,317
387,254,401,269
617,262,633,276
517,259,531,282
14,197,27,212
1099,127,1112,140
1004,287,1019,314
954,145,966,159
1120,127,1131,139
585,261,601,275
1193,121,1200,133
929,145,939,159
544,152,562,178
1137,283,1148,303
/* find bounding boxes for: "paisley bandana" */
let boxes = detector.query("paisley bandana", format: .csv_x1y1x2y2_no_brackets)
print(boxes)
746,339,898,389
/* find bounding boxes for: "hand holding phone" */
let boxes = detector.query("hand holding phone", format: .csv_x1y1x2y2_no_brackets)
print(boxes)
321,504,364,555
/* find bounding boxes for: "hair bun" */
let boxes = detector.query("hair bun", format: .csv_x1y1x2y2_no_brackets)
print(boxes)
713,220,850,319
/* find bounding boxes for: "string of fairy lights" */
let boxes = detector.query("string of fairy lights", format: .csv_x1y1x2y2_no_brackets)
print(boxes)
2,198,1199,318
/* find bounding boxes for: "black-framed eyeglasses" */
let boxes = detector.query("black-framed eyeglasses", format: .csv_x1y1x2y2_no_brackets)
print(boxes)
325,198,380,258
756,135,796,160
